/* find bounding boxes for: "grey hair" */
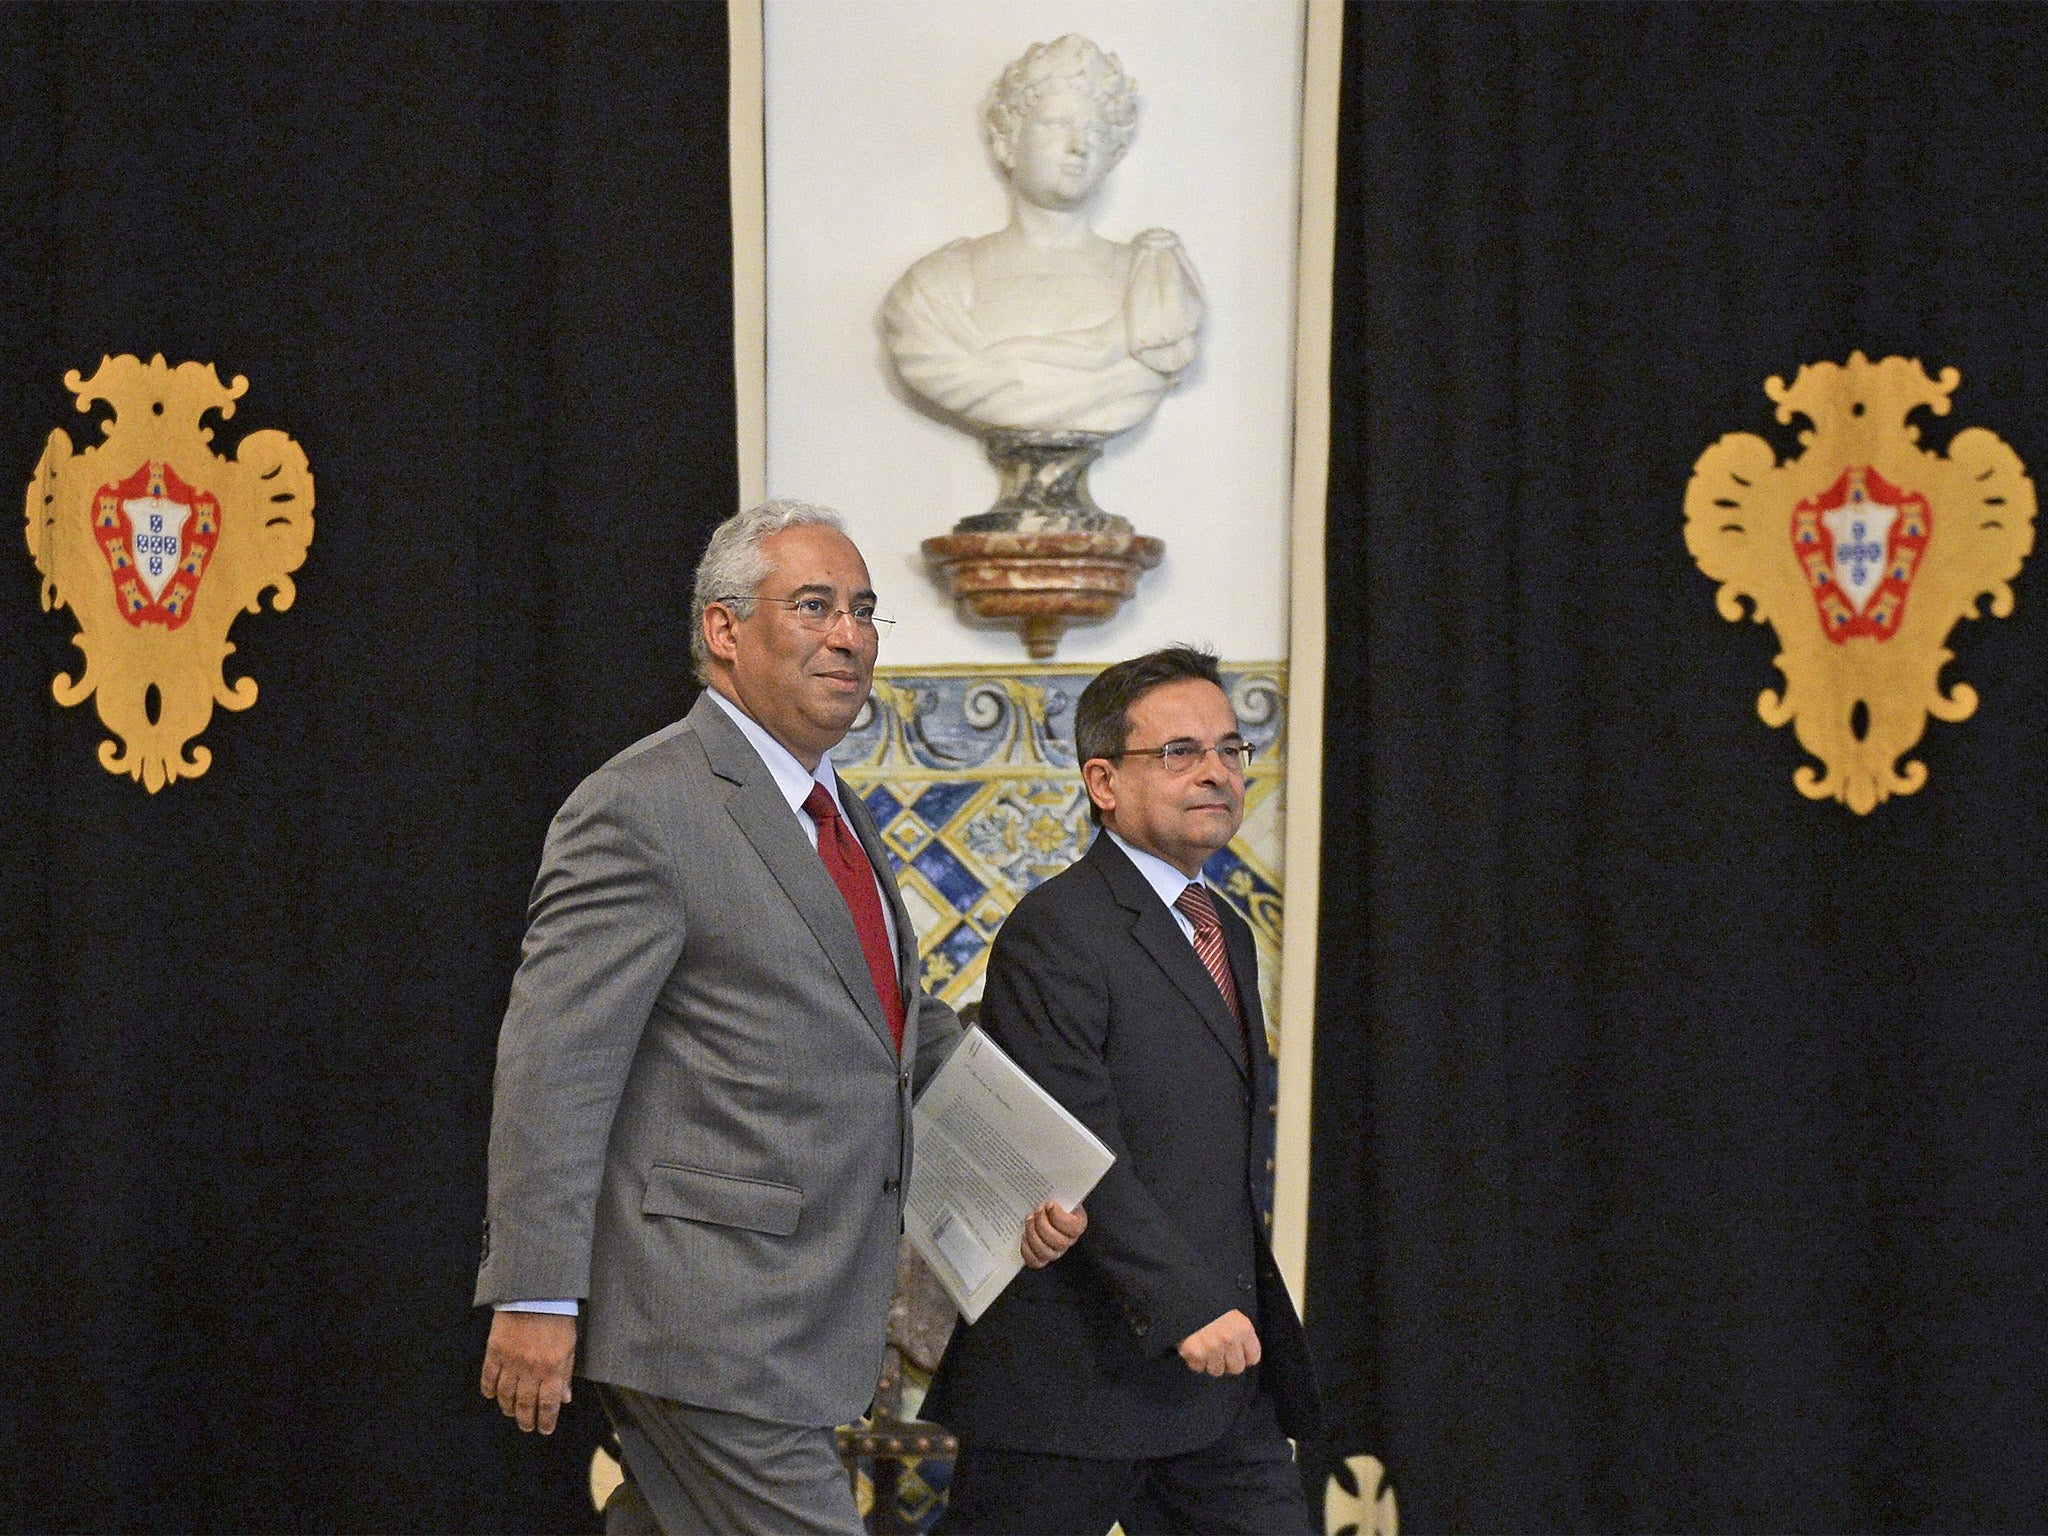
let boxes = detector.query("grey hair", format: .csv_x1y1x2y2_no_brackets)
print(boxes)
690,499,847,684
984,35,1138,172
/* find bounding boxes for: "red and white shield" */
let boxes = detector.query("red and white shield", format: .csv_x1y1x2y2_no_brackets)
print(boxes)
92,460,222,631
1790,466,1929,643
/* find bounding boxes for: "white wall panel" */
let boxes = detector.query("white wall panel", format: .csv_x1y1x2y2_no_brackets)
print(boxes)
763,0,1305,665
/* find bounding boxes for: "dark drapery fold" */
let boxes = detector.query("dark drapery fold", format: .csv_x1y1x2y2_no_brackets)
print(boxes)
1309,6,2048,1530
0,6,733,1529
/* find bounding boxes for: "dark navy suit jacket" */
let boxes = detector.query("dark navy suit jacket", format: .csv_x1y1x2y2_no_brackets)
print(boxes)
924,833,1319,1458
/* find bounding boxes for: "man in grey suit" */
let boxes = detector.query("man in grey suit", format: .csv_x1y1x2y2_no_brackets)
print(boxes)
474,500,1083,1534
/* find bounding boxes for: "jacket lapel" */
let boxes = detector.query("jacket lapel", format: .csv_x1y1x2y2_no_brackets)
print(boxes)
1218,894,1271,1105
1218,900,1265,1041
691,695,896,1059
1087,834,1250,1081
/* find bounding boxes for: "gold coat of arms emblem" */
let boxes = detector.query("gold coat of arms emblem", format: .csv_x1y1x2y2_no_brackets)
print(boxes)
1685,352,2034,813
24,355,315,791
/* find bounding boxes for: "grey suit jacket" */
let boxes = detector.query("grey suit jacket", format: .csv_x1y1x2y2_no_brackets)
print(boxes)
475,692,960,1426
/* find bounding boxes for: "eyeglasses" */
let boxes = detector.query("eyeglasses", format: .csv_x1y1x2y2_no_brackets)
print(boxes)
717,595,895,633
1109,739,1255,774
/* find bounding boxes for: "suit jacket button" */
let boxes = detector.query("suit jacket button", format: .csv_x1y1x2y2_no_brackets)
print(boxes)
884,1176,901,1193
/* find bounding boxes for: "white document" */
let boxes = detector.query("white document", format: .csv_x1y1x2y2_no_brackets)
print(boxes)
906,1026,1115,1323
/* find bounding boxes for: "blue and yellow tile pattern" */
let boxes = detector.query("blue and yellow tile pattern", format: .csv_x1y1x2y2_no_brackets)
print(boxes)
832,663,1288,1051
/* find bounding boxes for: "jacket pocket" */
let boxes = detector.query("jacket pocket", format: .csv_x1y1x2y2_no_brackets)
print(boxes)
643,1163,802,1236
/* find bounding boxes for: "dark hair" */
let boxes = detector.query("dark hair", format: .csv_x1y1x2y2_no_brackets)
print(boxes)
1073,645,1227,824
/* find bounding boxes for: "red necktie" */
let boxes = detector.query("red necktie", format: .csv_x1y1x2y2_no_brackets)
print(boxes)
1174,883,1248,1068
803,782,905,1055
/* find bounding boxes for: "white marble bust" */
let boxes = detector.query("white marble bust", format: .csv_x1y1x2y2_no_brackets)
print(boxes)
883,35,1204,438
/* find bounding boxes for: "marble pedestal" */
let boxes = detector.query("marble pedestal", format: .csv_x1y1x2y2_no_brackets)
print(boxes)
922,430,1165,658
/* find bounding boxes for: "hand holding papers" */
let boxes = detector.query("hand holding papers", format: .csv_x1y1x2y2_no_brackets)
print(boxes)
907,1028,1114,1322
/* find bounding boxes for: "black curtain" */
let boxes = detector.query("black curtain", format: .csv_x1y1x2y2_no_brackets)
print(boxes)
0,5,733,1530
1310,5,2048,1531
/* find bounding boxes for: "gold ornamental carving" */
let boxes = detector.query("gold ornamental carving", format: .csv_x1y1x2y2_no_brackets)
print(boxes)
1685,353,2034,813
25,355,315,791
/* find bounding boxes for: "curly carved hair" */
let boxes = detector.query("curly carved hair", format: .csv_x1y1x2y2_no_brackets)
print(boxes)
984,35,1138,172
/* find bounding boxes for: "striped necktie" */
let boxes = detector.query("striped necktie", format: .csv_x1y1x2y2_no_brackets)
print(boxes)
1174,882,1247,1066
1176,881,1275,1230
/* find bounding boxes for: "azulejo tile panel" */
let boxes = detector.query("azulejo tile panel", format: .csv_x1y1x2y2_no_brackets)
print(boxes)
832,664,1288,1051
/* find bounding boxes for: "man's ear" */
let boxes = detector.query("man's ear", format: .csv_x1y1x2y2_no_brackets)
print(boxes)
1081,759,1117,820
702,601,741,667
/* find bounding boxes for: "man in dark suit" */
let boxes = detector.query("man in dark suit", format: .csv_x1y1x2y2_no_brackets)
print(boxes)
473,500,1082,1534
927,646,1319,1535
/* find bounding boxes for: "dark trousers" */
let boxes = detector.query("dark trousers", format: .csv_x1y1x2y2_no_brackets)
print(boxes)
936,1387,1314,1536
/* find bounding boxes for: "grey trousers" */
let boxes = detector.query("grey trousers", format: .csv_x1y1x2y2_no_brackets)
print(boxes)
595,1381,864,1536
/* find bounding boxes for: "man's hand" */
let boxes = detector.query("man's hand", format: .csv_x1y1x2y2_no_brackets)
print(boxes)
480,1311,578,1434
1177,1308,1261,1376
1019,1200,1087,1268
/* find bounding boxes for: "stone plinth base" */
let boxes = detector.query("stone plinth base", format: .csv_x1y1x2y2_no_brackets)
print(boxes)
922,529,1165,659
955,431,1117,534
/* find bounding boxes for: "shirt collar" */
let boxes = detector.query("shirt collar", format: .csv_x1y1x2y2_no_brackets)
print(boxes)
705,686,841,817
1104,828,1201,909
